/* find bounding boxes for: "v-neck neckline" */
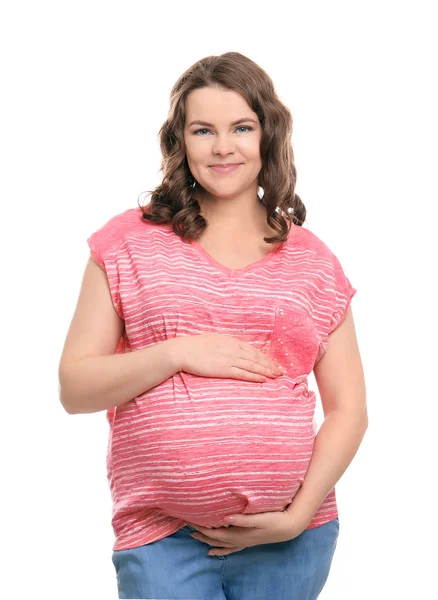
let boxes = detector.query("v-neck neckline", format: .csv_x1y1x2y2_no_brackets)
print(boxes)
186,225,296,278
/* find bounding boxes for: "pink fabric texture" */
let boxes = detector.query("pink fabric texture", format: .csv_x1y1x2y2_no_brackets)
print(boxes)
87,207,357,551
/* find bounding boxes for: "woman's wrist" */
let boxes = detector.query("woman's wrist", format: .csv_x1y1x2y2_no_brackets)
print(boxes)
165,336,185,373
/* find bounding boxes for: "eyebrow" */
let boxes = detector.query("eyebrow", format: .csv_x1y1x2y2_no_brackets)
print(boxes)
188,118,258,127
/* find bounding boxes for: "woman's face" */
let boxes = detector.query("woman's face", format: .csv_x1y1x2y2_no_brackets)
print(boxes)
183,87,262,201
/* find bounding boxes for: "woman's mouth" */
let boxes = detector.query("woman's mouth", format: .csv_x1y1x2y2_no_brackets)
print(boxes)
209,164,242,174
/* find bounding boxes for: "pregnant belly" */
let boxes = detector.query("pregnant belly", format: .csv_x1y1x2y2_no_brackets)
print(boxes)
110,377,316,527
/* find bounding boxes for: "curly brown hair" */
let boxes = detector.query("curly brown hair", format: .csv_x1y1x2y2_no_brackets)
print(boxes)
138,51,306,244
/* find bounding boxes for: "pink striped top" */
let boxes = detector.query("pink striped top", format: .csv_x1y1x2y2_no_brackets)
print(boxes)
87,207,356,552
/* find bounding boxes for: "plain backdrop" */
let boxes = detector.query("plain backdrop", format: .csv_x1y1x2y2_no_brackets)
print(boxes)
1,1,436,598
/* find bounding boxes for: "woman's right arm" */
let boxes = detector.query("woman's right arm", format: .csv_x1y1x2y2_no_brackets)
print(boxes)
58,257,183,415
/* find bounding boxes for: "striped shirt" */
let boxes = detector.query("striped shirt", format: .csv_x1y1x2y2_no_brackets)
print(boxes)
87,207,357,551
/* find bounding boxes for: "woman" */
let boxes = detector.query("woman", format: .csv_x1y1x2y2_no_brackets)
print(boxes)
58,52,368,599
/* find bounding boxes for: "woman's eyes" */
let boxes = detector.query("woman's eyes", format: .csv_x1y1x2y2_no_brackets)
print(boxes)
194,126,253,136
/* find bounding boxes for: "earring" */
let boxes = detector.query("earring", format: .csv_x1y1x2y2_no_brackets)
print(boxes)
188,175,197,189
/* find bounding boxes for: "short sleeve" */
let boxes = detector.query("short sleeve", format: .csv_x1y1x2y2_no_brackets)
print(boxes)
86,216,124,320
328,254,357,334
87,231,105,270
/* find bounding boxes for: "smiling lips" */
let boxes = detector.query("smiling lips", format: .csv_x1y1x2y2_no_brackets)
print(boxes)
210,164,241,174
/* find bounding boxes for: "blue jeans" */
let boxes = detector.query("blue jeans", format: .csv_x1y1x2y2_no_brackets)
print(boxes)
112,518,339,599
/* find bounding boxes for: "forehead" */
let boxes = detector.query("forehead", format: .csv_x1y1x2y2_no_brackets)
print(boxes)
185,87,257,122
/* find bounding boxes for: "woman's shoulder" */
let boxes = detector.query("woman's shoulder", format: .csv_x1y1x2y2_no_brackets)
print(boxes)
97,206,152,234
87,206,156,260
293,225,356,298
290,223,336,260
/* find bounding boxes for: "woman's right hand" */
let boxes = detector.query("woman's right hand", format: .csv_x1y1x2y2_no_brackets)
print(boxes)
173,333,284,382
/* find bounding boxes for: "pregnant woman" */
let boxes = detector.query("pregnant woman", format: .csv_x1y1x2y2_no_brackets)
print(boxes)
58,51,368,600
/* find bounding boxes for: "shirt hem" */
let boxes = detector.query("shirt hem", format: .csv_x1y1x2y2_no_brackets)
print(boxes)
112,511,339,552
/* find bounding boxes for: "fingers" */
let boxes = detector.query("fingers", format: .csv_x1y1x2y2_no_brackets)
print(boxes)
227,367,267,382
231,339,284,381
208,545,246,556
191,532,237,547
240,343,283,374
237,358,284,379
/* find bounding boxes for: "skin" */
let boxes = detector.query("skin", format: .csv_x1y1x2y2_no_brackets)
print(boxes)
183,86,274,240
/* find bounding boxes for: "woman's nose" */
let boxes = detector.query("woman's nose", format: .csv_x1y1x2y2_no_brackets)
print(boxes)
212,135,236,154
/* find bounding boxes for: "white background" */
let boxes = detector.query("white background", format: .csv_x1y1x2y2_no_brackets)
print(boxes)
1,1,436,598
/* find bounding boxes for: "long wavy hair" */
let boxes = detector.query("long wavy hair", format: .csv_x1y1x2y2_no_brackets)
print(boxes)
138,51,306,244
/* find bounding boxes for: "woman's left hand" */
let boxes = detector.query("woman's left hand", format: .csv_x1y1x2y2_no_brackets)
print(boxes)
186,509,310,556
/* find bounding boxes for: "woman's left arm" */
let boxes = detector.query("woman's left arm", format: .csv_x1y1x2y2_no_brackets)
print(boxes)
286,307,368,523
